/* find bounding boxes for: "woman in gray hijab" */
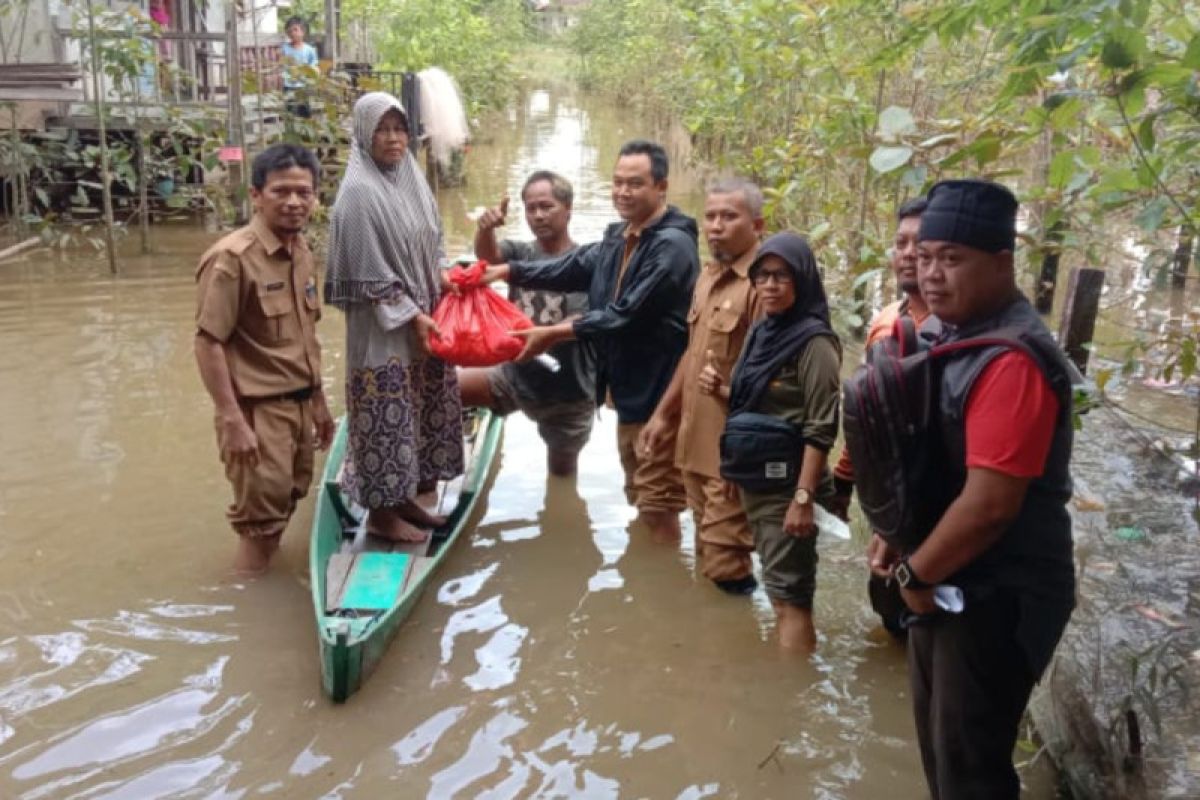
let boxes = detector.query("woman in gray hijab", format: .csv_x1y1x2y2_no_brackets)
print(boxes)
325,92,464,542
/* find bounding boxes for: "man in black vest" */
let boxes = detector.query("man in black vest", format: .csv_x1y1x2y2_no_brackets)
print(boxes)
876,179,1075,799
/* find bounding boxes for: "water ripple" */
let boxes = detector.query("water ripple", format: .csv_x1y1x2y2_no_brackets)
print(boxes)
393,705,469,766
74,610,236,645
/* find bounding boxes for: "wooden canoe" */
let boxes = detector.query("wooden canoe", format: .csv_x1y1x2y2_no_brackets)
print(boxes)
309,408,503,702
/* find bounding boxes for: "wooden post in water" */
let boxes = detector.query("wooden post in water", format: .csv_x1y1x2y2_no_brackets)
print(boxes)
84,0,119,274
1036,220,1065,313
1171,226,1192,291
1057,266,1105,374
425,146,438,194
132,76,150,253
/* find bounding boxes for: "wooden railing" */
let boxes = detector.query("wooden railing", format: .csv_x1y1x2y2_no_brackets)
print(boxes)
52,26,285,106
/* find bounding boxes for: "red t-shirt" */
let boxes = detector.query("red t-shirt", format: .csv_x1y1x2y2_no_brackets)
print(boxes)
964,351,1059,477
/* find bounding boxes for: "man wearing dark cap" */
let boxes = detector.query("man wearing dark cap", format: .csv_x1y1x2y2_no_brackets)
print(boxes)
871,179,1076,798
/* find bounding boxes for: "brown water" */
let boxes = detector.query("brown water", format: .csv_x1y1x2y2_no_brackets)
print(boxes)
0,83,1076,798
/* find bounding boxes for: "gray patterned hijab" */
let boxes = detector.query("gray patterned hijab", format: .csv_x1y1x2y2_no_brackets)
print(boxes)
324,91,444,310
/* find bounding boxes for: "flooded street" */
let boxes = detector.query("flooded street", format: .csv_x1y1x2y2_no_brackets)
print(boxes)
2,81,1084,798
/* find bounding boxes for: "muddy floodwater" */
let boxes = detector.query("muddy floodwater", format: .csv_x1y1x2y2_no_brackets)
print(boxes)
0,84,1082,798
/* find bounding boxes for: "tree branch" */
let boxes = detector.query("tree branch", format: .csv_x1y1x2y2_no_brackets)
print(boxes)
1114,88,1197,239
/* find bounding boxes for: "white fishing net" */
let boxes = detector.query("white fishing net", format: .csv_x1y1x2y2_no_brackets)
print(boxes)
417,67,470,168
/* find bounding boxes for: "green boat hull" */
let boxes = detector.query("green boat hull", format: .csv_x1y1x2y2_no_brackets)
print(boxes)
309,409,504,702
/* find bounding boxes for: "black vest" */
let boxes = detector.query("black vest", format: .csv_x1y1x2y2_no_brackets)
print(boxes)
936,296,1076,593
935,296,1077,676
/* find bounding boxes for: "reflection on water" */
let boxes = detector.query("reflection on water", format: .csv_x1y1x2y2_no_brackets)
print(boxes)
0,83,1076,798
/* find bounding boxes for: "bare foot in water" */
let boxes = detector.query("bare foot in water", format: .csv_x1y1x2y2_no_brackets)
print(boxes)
398,500,447,529
367,509,430,543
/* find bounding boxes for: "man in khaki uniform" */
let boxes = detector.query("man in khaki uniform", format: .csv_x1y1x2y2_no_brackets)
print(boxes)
194,143,334,574
640,179,764,593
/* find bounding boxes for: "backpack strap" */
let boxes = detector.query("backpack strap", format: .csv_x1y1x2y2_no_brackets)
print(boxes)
931,326,1074,414
893,314,919,357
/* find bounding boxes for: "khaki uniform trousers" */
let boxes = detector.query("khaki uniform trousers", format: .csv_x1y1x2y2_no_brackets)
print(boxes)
220,397,314,539
682,470,755,582
615,422,686,515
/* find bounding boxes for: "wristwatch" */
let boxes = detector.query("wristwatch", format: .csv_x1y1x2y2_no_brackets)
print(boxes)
895,558,931,590
793,487,813,506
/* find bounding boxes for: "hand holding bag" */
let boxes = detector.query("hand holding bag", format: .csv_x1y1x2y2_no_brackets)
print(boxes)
429,260,533,366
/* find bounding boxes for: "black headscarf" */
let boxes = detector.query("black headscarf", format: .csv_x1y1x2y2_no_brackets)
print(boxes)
728,233,836,416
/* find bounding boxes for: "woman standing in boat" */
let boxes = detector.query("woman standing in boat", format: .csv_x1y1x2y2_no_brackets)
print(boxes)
325,92,464,542
712,232,841,651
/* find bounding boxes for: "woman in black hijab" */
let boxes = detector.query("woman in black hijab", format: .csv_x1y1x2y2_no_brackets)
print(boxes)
710,232,841,651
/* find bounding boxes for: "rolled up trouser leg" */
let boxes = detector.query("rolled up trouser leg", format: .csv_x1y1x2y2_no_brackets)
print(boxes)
222,397,313,539
683,470,754,581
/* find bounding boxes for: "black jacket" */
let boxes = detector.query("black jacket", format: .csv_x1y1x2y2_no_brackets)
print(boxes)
509,206,699,423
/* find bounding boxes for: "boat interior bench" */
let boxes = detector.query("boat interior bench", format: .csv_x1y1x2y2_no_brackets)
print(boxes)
324,552,432,615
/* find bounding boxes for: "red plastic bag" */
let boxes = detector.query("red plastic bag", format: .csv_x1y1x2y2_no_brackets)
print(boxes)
429,260,533,366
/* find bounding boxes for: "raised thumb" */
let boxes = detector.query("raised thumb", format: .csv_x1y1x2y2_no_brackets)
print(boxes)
499,195,510,219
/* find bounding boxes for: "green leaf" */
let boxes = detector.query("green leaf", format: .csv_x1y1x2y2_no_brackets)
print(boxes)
851,266,883,289
869,145,913,174
1181,337,1197,380
1133,197,1169,232
1076,146,1102,169
1048,151,1075,190
1095,168,1140,194
1066,169,1093,194
878,106,916,141
972,135,1001,166
1183,35,1200,69
1047,97,1085,131
917,133,958,149
1137,116,1156,152
901,164,928,192
1101,27,1145,70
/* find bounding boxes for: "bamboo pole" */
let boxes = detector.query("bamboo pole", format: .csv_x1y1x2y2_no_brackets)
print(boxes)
7,106,28,237
133,70,150,253
83,0,119,274
226,0,248,224
249,0,265,149
0,236,41,263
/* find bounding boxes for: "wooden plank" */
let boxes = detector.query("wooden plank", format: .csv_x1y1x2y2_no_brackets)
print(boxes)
0,87,83,101
0,75,80,83
1057,267,1105,374
403,556,436,593
0,62,78,68
325,552,357,612
0,66,81,77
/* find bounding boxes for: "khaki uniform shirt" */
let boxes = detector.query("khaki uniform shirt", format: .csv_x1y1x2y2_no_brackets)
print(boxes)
195,217,322,399
675,245,761,478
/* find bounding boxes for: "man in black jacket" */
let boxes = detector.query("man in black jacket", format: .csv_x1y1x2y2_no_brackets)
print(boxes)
483,140,700,539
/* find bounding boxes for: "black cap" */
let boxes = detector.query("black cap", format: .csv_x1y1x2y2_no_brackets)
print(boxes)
917,179,1018,253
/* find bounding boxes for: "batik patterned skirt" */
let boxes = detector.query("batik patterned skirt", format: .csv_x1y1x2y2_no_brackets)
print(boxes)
343,354,464,509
